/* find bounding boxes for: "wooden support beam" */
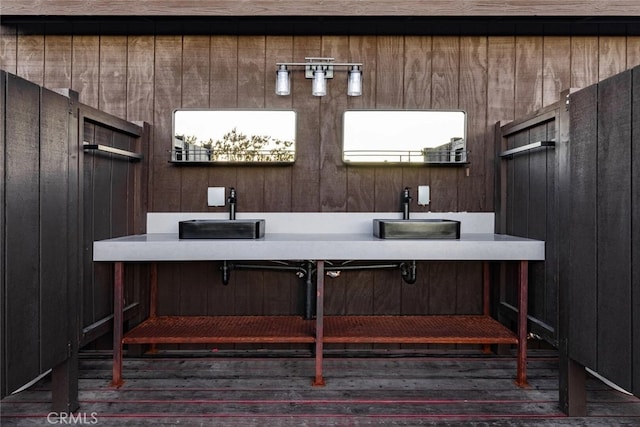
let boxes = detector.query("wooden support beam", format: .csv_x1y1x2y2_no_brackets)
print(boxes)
2,0,638,16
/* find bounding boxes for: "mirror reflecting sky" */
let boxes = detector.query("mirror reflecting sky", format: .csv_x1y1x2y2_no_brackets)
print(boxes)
343,110,466,164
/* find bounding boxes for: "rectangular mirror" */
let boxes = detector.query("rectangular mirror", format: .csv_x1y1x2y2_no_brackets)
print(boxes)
172,109,296,164
342,110,467,165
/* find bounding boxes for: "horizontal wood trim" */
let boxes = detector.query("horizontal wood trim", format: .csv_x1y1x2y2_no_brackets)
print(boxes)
501,107,558,137
80,104,143,137
81,303,139,346
3,0,640,17
499,302,557,345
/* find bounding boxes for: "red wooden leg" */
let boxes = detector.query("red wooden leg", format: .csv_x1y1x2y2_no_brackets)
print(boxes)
149,262,158,318
112,262,124,387
516,260,529,387
148,263,158,354
313,260,326,386
482,262,492,354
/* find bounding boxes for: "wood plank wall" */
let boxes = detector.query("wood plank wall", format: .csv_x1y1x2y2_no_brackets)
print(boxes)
1,71,148,397
1,32,637,213
2,28,639,330
80,117,147,345
567,66,639,396
1,72,77,396
499,107,559,344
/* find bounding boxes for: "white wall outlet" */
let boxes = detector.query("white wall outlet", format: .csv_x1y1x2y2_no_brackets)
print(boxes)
207,187,226,207
418,185,430,206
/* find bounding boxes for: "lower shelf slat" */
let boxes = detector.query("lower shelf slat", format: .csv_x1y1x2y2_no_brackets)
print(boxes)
324,315,518,344
122,315,517,346
123,316,315,344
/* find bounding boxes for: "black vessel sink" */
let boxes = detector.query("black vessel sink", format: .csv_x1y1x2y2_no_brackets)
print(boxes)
373,219,461,239
179,219,265,239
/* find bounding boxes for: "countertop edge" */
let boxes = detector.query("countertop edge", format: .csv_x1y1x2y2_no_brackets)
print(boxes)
93,232,545,262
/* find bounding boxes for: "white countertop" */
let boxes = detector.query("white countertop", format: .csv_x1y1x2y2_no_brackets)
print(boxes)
93,212,544,262
93,232,544,262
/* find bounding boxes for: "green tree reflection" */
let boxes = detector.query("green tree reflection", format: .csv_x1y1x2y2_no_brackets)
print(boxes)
183,127,295,162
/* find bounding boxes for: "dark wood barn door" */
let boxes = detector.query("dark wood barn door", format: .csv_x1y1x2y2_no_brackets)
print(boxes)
497,104,560,345
78,106,148,348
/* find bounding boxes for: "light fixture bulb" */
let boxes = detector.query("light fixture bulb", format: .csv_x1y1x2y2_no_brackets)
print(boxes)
312,68,326,96
347,65,362,96
275,65,290,96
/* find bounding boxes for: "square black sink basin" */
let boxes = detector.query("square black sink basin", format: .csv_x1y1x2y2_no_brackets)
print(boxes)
373,219,461,239
179,219,265,239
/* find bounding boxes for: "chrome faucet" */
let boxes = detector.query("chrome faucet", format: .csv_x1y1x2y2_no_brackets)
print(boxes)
401,187,411,220
228,187,237,220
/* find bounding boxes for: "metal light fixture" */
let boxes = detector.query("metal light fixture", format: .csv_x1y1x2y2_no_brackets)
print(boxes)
275,57,363,97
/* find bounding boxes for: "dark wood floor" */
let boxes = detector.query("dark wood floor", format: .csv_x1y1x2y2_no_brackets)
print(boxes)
2,349,639,426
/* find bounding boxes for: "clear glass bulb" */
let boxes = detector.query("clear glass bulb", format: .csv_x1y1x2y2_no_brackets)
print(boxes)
347,66,362,96
312,69,326,96
275,65,290,96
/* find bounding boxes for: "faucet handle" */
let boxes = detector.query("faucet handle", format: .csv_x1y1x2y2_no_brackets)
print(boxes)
228,187,237,202
402,187,412,201
401,187,412,220
227,187,237,220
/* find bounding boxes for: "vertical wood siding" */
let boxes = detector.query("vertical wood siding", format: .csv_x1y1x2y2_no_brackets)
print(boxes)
2,33,637,215
81,119,143,338
2,31,638,324
499,108,559,343
632,65,640,398
1,72,75,396
594,71,632,392
567,66,639,396
568,85,598,368
500,68,640,398
1,70,148,398
3,73,43,394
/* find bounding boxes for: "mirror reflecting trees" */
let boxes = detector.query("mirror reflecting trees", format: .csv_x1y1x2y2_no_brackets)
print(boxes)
172,110,296,164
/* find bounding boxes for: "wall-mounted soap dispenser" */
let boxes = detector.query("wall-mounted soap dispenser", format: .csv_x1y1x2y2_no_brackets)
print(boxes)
207,187,226,207
418,185,430,206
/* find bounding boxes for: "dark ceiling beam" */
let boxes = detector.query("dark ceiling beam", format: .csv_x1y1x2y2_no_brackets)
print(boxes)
2,16,639,36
